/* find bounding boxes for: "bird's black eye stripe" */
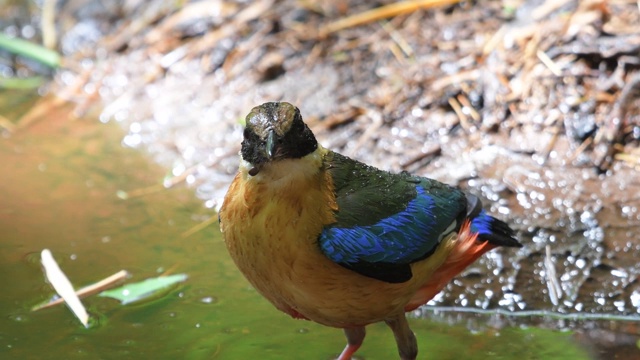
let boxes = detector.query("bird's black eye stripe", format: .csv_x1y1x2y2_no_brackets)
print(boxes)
277,117,317,159
241,127,269,165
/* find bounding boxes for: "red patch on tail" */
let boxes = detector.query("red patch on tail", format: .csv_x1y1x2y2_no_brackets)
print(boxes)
404,220,496,311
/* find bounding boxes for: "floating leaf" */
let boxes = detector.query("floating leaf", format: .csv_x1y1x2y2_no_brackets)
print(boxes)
99,274,188,305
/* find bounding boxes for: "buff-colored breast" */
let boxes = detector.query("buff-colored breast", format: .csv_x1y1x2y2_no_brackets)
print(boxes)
219,148,457,327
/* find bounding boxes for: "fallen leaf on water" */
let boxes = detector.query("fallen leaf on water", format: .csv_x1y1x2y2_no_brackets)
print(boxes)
99,274,188,305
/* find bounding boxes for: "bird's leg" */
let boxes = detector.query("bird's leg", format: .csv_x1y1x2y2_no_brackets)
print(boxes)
385,314,417,360
337,326,366,360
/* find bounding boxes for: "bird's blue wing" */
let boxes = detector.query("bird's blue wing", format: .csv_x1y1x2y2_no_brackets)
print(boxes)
320,186,462,263
318,152,467,283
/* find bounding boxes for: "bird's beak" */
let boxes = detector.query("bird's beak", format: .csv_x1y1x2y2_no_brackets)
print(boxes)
247,129,277,177
266,129,277,159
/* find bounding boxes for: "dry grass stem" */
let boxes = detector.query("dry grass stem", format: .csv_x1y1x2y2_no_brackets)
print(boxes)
182,215,219,238
33,270,129,311
319,0,462,36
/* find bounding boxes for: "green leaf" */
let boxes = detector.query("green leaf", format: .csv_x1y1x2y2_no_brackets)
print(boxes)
98,274,188,305
0,33,61,68
0,76,45,89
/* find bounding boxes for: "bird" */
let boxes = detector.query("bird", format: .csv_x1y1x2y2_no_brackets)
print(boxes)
219,102,521,360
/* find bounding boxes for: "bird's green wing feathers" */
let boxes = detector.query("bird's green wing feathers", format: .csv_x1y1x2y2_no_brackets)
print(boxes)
318,152,467,283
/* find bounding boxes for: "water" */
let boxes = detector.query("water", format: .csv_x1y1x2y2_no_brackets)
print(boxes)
0,95,592,359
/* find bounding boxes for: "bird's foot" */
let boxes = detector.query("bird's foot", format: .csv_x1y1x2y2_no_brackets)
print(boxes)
337,344,360,360
385,314,417,360
337,326,366,360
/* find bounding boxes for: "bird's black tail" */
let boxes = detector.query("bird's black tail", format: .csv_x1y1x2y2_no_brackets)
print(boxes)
466,194,521,248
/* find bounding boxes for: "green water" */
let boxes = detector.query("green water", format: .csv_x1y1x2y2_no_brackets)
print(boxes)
0,97,591,359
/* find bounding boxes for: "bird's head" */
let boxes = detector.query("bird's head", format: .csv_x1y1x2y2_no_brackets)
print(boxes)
241,102,318,176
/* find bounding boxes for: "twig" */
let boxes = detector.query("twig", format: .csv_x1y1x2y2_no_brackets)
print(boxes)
532,0,573,20
482,25,506,55
352,109,383,154
456,94,480,122
104,2,176,52
448,96,472,132
380,21,414,59
187,0,274,58
182,215,219,238
33,270,129,311
41,0,57,49
400,144,441,169
615,152,640,168
536,50,562,76
319,0,462,37
117,162,200,200
316,106,364,130
117,184,166,200
594,72,640,171
567,137,592,164
431,69,480,92
544,245,562,306
539,115,561,165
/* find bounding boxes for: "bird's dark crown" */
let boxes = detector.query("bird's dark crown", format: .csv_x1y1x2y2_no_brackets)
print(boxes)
241,102,318,174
